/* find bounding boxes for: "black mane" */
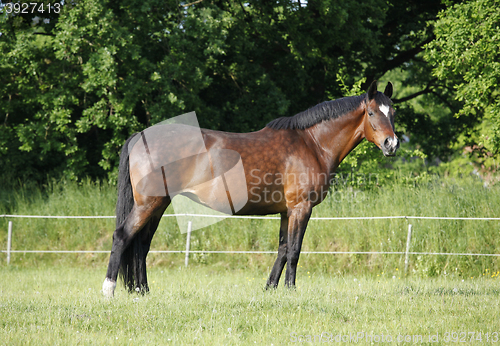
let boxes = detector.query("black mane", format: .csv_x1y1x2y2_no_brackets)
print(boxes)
266,93,390,130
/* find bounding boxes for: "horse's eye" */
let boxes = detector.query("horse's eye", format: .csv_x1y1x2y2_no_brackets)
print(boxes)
368,111,374,117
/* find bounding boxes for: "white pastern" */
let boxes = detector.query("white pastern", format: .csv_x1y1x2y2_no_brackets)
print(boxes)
102,278,116,298
379,104,390,118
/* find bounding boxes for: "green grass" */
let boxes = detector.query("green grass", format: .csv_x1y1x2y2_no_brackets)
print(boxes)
1,176,500,277
0,266,499,345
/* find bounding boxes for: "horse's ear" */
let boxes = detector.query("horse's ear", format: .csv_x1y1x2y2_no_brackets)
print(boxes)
367,80,378,100
384,82,393,99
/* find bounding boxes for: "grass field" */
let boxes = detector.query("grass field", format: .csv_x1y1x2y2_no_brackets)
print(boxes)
1,266,499,345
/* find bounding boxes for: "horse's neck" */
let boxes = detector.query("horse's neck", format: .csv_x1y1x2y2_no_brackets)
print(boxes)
303,111,365,175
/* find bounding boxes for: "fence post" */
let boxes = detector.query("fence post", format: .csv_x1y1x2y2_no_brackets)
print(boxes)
404,223,412,274
184,221,192,267
7,221,12,264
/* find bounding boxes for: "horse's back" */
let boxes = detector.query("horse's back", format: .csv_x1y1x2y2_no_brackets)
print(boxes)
201,127,306,169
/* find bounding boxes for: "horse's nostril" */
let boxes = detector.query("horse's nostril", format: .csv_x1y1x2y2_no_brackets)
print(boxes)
384,137,391,148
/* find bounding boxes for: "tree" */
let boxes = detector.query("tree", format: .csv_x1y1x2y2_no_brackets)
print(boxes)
0,0,462,182
424,0,500,158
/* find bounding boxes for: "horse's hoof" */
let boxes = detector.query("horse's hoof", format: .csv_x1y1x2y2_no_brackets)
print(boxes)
102,278,116,298
265,283,278,290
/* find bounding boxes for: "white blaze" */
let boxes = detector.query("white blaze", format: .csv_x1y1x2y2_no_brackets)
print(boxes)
379,104,390,117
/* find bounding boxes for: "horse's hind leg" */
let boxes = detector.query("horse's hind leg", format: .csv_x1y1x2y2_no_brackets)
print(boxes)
266,212,288,288
132,212,164,293
103,197,168,297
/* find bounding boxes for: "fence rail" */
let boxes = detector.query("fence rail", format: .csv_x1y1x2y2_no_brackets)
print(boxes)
3,213,500,220
2,214,500,268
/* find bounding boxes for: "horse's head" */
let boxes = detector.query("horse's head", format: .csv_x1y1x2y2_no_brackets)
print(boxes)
363,81,399,157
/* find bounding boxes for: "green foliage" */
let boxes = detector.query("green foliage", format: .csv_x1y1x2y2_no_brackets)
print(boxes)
1,0,459,182
425,0,500,156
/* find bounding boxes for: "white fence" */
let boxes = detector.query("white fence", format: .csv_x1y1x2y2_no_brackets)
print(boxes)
2,214,500,270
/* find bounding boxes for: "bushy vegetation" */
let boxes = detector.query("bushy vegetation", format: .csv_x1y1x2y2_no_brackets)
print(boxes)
3,0,499,183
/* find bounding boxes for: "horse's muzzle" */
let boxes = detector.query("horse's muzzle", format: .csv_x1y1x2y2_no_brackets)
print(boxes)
381,136,399,157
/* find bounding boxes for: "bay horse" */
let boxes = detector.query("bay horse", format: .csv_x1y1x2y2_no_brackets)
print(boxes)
102,81,399,297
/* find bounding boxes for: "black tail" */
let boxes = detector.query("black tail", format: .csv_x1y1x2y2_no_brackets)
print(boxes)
116,133,150,293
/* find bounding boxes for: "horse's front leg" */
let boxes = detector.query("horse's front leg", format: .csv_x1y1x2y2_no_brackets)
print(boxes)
266,212,289,288
285,202,312,288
